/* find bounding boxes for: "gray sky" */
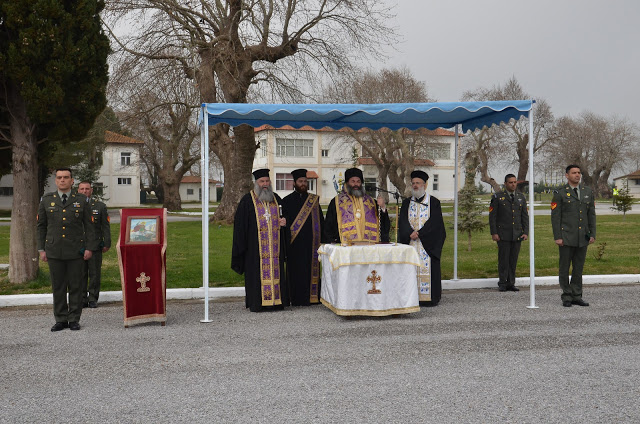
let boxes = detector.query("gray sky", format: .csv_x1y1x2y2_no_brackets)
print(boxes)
378,0,640,125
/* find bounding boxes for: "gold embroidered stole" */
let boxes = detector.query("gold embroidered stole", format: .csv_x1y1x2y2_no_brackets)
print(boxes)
409,198,432,302
335,192,379,244
250,191,282,306
289,194,321,303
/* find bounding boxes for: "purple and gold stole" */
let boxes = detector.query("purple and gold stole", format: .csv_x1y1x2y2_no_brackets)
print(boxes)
335,191,379,244
289,194,321,303
250,191,282,306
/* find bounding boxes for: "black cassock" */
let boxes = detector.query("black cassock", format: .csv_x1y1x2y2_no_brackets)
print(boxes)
231,192,290,311
397,195,446,306
281,191,326,306
324,196,391,243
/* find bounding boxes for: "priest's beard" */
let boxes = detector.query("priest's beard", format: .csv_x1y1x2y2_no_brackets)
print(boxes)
255,182,275,203
412,187,426,199
346,184,365,198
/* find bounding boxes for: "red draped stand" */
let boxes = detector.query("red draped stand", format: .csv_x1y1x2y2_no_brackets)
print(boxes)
117,208,167,327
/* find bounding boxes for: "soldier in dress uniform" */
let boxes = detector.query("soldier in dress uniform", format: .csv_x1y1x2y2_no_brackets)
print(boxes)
78,181,111,309
551,164,596,307
38,168,97,331
489,174,529,292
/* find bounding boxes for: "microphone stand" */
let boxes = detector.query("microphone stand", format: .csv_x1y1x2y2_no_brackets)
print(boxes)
375,187,402,242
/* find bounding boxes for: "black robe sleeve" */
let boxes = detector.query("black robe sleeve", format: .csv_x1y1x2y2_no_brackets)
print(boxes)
397,198,412,245
379,208,391,243
417,196,446,260
324,197,340,243
231,194,251,275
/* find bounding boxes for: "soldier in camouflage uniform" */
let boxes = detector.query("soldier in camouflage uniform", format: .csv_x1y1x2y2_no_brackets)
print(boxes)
38,168,97,331
78,182,111,309
551,165,596,307
489,174,529,292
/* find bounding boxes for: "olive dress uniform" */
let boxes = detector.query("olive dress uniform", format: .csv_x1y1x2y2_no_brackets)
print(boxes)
37,191,97,325
551,184,596,303
82,199,111,306
489,190,529,290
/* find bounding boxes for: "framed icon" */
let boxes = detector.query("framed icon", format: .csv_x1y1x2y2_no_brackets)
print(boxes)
125,216,160,244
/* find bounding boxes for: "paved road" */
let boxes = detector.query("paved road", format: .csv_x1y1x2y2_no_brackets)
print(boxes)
2,285,639,423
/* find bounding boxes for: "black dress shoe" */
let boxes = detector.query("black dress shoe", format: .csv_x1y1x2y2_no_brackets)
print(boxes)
571,299,589,306
562,301,572,307
51,322,68,332
82,301,88,308
507,286,520,292
69,322,81,331
88,301,97,308
498,287,507,292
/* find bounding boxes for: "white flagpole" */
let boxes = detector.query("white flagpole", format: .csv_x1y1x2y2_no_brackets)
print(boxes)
201,105,213,322
453,124,459,280
527,100,538,309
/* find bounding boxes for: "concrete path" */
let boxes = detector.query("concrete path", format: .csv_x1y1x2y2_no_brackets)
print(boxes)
1,284,639,423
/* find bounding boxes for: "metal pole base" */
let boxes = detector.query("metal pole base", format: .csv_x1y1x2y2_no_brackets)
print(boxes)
200,319,213,323
526,305,539,309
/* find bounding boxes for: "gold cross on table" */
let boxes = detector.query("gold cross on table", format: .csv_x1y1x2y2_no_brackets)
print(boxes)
136,272,151,293
366,270,381,294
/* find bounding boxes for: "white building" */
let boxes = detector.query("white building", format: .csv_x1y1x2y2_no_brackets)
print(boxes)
98,131,144,207
253,125,459,204
180,176,219,202
613,169,640,198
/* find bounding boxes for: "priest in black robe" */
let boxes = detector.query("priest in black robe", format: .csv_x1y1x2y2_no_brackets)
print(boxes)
281,169,325,306
397,170,446,307
231,169,290,312
325,167,390,243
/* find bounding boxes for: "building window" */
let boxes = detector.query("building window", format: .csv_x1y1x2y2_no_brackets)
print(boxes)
275,138,314,157
635,180,640,186
364,178,377,195
121,152,132,166
424,143,450,160
92,182,104,197
432,174,439,191
275,173,294,191
321,149,329,157
187,188,194,195
0,187,13,196
118,177,132,185
308,179,315,191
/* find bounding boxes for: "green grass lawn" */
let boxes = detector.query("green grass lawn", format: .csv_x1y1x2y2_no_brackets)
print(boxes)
1,215,638,295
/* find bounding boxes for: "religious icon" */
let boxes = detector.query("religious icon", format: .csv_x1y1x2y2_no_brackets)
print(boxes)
125,216,160,244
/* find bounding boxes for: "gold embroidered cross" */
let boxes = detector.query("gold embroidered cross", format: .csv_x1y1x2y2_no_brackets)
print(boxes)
366,270,381,294
136,272,151,293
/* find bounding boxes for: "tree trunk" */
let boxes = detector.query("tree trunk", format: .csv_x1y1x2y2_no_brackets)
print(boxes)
161,178,182,211
8,88,39,283
467,231,472,252
211,124,256,223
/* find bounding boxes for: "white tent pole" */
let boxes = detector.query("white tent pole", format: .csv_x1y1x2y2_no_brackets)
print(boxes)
201,105,213,322
527,100,538,309
453,125,459,281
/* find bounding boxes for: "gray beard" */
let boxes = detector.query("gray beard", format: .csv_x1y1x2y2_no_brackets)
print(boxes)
412,188,426,199
254,183,275,203
346,184,365,198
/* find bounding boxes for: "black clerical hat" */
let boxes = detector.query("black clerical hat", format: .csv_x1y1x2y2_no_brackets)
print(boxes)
291,169,308,181
252,169,270,180
411,170,429,182
344,167,363,182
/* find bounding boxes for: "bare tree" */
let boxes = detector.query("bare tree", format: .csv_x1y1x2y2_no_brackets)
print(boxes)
324,67,436,198
104,0,397,222
110,58,201,210
462,76,556,189
550,112,640,197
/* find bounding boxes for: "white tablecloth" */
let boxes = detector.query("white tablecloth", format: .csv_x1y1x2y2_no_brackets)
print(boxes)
318,244,421,316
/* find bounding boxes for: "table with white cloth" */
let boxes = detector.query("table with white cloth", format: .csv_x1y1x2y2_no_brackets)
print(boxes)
318,243,421,317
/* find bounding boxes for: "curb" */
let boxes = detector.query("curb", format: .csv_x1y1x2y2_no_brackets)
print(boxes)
2,274,639,308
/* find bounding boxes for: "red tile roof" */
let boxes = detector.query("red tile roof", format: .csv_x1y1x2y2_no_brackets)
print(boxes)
357,158,435,166
104,130,144,144
254,125,458,136
614,169,640,180
181,176,219,184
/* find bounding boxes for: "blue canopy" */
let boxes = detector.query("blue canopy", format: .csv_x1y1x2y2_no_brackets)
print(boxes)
200,100,533,132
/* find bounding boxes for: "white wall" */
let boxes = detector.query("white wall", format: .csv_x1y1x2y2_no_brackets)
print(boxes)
99,144,141,207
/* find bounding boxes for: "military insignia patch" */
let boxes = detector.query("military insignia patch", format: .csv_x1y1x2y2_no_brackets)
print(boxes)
566,193,571,197
50,202,55,206
107,216,110,223
551,202,557,210
72,202,81,207
489,206,494,212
